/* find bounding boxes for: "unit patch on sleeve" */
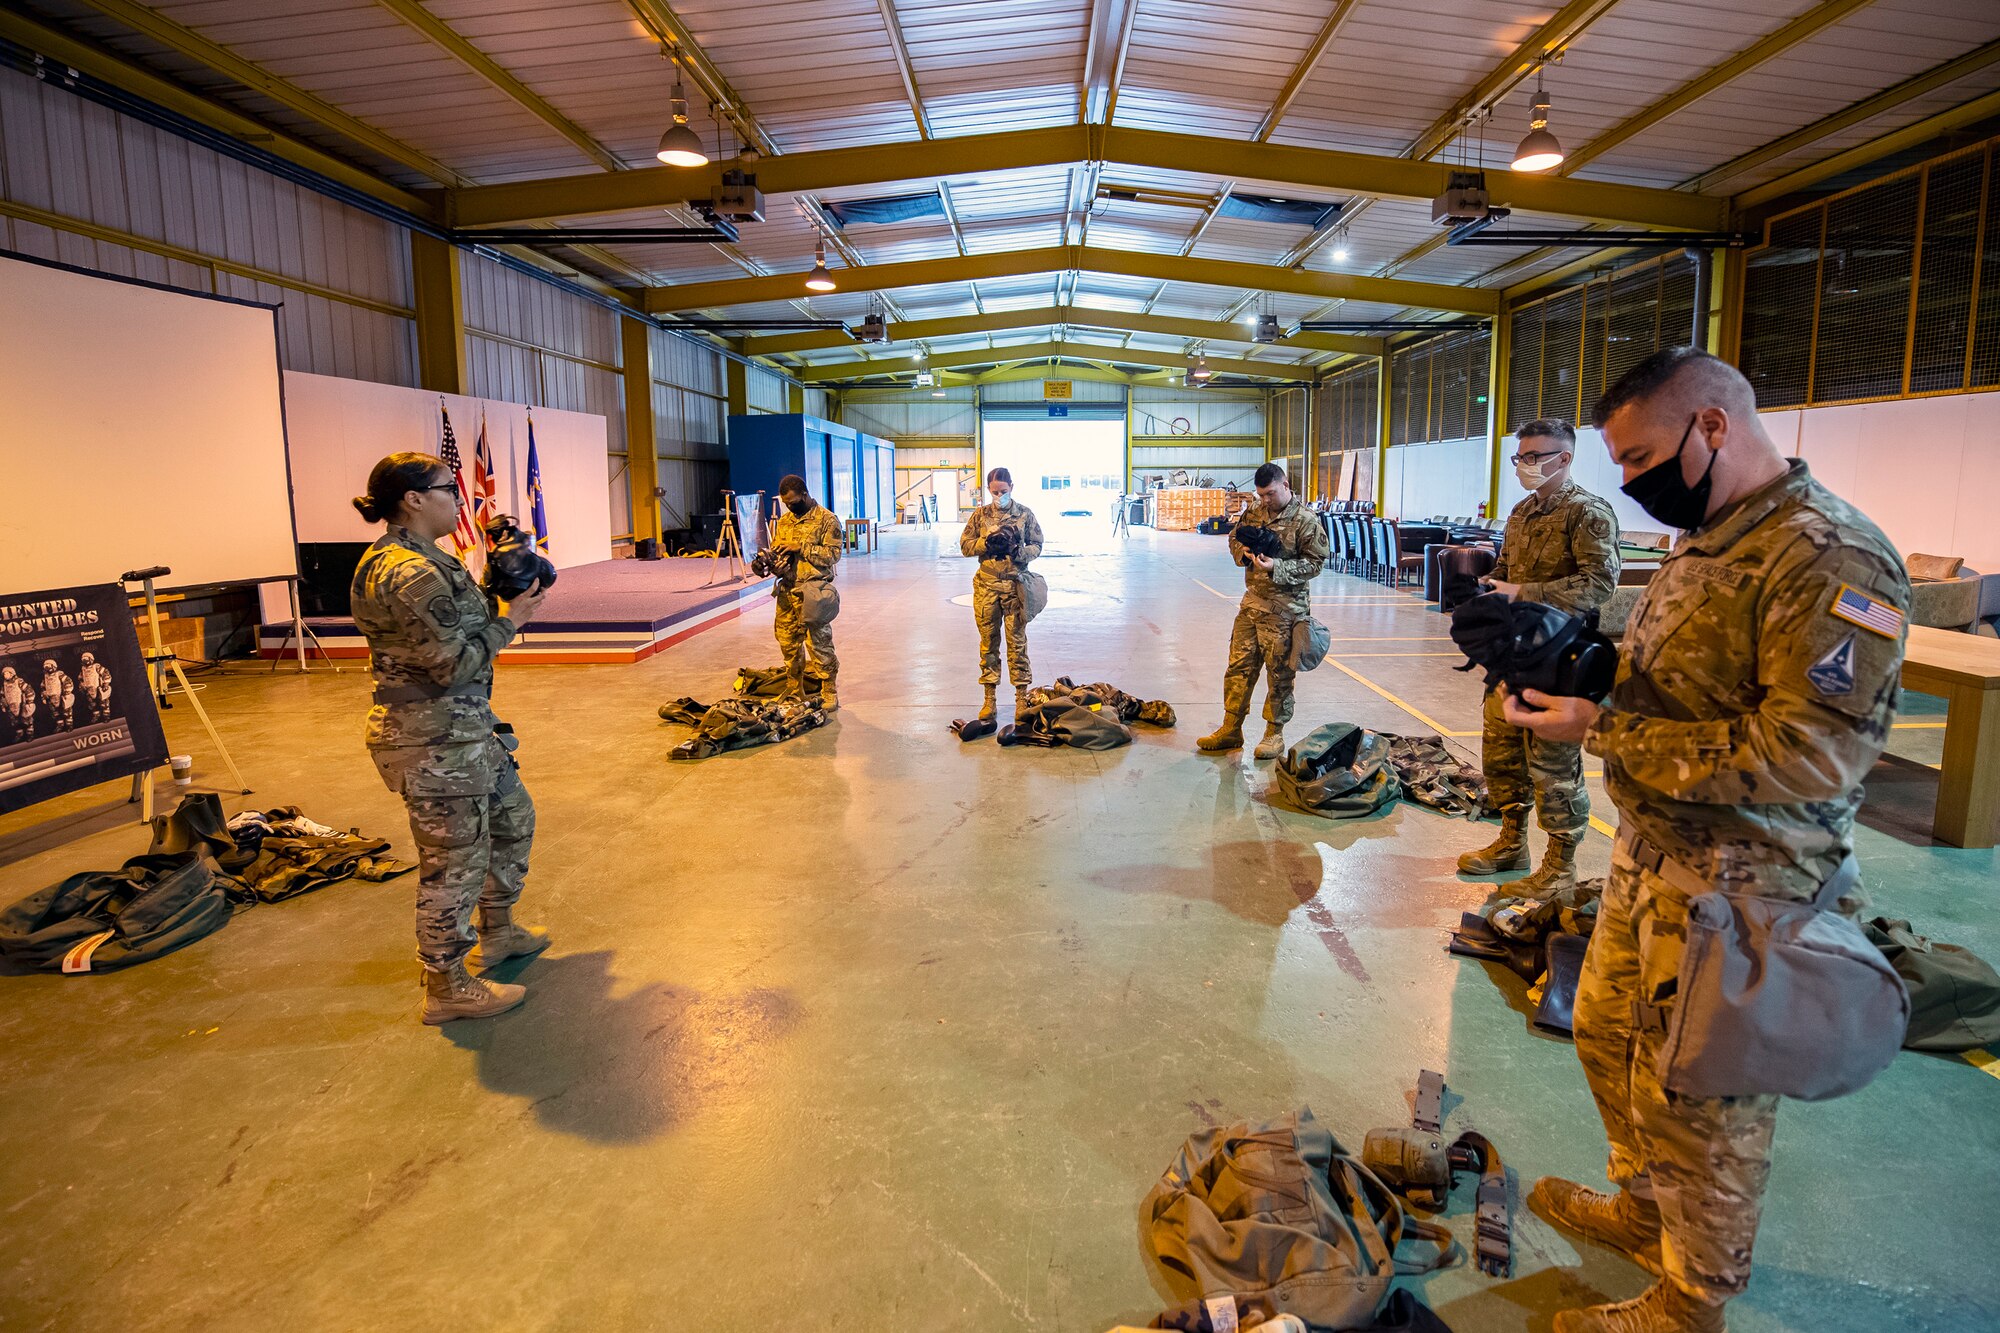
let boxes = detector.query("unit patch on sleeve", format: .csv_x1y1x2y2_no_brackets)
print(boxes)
1829,584,1904,638
1806,631,1858,696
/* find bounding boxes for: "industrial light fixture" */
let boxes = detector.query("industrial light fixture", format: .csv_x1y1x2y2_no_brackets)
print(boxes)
931,388,947,397
1331,228,1350,263
656,56,709,167
805,237,836,292
1189,353,1213,383
1511,70,1564,173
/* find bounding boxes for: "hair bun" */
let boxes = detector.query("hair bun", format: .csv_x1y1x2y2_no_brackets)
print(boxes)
352,495,381,522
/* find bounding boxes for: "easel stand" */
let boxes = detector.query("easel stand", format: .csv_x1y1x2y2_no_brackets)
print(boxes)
266,576,342,674
122,566,250,823
704,490,748,587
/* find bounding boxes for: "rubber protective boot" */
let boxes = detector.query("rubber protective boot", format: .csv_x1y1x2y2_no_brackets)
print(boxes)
1551,1282,1726,1333
1512,829,1581,897
1197,713,1246,753
468,907,552,973
1528,1177,1663,1277
978,686,997,722
1457,805,1531,875
421,962,526,1024
1253,724,1286,761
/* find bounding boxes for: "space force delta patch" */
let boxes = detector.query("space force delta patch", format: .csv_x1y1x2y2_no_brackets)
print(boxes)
1807,632,1858,696
1829,584,1904,638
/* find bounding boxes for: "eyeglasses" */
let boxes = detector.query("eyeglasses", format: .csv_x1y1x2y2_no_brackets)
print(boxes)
415,483,460,500
1508,448,1567,465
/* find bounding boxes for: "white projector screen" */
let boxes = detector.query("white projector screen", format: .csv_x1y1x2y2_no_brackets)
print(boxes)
0,252,297,594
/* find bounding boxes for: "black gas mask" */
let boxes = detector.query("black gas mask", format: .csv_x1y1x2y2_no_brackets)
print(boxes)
1450,593,1617,702
1233,522,1284,560
480,514,559,600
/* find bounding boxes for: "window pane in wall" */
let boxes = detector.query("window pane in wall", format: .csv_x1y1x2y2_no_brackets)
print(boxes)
1659,252,1697,354
1605,262,1662,396
1435,334,1469,441
1740,211,1821,409
1508,302,1543,431
1813,174,1920,404
1540,288,1584,427
1910,150,1985,394
1580,276,1607,414
1972,149,2000,389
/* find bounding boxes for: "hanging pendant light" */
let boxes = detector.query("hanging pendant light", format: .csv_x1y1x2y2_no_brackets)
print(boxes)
656,56,710,167
1511,73,1564,173
805,237,836,292
1331,228,1350,263
1190,353,1213,383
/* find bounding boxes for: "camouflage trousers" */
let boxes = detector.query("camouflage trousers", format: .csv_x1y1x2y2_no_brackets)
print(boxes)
1573,840,1777,1306
774,585,838,691
372,738,537,972
1481,685,1589,833
974,577,1031,687
1222,602,1299,726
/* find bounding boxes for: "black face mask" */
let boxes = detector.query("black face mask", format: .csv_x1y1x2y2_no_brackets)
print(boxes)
1621,414,1717,532
785,497,812,516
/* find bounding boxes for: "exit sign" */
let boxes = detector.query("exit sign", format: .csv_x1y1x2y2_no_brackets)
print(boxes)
1043,380,1073,400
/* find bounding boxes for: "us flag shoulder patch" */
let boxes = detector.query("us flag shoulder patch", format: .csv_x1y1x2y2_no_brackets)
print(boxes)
1829,584,1904,638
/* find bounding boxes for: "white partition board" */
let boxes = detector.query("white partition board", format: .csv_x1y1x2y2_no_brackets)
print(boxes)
0,252,296,593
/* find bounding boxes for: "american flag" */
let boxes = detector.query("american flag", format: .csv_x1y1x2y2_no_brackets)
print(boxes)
471,412,498,549
1832,584,1904,638
439,405,480,558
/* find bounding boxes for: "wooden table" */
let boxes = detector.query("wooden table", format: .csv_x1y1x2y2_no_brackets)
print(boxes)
1901,625,2000,848
844,517,877,553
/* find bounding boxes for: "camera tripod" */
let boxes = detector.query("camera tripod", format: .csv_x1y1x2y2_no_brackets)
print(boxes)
703,490,749,587
266,575,341,674
122,565,249,823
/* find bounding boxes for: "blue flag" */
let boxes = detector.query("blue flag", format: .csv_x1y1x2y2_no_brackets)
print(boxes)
526,416,551,555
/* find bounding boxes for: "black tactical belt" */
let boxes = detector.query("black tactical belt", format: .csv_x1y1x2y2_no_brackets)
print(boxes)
372,681,492,706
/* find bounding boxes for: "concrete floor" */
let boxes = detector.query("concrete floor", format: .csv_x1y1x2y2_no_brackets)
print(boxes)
1,523,1994,1333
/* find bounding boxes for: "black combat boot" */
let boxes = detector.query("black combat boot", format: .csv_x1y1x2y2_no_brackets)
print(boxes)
1457,805,1530,875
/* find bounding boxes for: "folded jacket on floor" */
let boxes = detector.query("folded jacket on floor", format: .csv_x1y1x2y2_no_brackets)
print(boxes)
658,696,827,759
1864,917,2000,1052
0,852,232,974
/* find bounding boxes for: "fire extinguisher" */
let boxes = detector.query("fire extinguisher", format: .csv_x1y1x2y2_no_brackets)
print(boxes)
1477,500,1488,521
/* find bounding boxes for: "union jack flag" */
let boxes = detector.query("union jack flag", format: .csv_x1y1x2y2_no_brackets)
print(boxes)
471,412,498,548
439,405,480,558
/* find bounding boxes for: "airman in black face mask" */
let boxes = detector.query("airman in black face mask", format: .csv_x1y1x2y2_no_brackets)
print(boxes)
1502,348,1911,1333
769,474,843,710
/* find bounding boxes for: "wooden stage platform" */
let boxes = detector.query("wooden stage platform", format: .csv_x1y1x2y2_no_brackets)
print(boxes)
258,557,775,665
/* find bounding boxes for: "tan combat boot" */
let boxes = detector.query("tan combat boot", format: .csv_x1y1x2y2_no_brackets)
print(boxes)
1511,829,1581,897
468,906,552,972
1015,687,1032,717
1197,713,1246,753
421,962,526,1024
1253,724,1286,761
1457,805,1531,875
1528,1177,1663,1276
1551,1281,1726,1333
978,685,997,722
818,678,839,712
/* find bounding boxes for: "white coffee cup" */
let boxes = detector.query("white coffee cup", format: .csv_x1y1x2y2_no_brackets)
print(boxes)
169,754,193,786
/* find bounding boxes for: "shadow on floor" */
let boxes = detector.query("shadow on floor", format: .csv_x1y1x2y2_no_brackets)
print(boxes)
441,949,802,1144
1857,754,1948,847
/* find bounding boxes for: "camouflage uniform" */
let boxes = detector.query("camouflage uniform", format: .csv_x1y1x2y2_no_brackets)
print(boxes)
1577,460,1908,1306
770,501,843,694
350,526,535,973
1482,479,1620,834
1222,499,1330,725
959,500,1045,687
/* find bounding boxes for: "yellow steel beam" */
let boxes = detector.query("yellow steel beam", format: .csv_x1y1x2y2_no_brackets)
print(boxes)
645,244,1501,316
72,0,466,185
0,10,432,215
739,305,1386,358
447,125,1728,230
873,0,933,138
1559,0,1879,178
1412,0,1624,162
411,232,468,393
1735,86,2000,209
1255,0,1366,141
1684,37,2000,195
796,340,1312,383
373,0,625,172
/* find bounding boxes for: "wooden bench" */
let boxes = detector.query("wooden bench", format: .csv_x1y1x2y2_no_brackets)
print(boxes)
1901,625,2000,848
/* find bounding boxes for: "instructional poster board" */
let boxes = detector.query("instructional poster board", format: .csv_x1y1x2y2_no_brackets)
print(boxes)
0,584,168,816
0,251,297,594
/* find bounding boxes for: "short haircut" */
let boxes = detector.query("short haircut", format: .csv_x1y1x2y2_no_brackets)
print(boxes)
1592,345,1756,428
1517,418,1576,449
776,473,807,497
1253,461,1288,488
986,466,1012,485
